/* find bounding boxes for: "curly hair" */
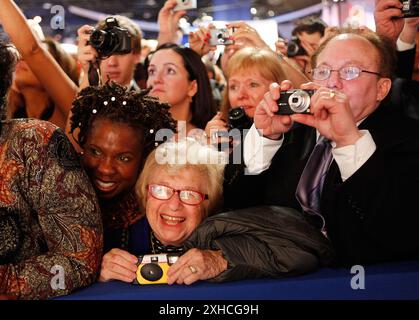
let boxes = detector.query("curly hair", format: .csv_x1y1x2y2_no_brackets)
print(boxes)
0,40,18,113
70,81,177,158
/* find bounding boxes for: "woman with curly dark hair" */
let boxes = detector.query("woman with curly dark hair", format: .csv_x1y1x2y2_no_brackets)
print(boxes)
70,81,177,261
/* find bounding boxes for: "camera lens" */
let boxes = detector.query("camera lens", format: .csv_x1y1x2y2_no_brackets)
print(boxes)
228,106,253,130
140,263,163,281
288,90,311,113
89,30,107,48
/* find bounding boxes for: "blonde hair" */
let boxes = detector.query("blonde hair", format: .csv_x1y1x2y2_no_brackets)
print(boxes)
136,138,226,217
221,47,287,119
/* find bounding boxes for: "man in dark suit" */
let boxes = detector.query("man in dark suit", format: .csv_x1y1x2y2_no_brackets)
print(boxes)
237,30,419,266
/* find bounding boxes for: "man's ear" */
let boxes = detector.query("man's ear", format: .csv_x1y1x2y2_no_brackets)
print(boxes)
376,77,392,103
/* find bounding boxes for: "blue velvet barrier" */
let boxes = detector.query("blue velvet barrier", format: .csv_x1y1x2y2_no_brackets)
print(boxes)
57,260,419,300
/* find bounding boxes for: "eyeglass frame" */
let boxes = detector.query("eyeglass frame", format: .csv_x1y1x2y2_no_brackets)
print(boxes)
310,66,382,81
147,184,209,206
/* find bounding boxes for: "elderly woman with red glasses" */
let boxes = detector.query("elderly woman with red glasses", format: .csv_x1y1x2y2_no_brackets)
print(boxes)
98,138,334,284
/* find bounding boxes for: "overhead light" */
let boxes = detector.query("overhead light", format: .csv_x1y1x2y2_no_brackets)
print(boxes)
33,16,42,23
268,10,275,17
250,7,257,15
42,3,52,10
143,11,152,19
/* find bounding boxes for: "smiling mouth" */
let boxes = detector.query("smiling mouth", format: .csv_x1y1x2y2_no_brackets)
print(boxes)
94,179,117,192
160,214,185,225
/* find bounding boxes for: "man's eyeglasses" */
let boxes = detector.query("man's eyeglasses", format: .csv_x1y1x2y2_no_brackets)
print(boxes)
311,66,381,81
148,184,208,206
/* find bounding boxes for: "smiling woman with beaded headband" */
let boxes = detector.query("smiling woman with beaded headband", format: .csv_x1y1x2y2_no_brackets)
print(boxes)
69,81,177,261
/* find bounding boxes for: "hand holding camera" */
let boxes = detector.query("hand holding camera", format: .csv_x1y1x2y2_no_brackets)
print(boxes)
77,25,98,74
287,36,307,57
88,17,132,59
225,21,270,50
291,84,362,148
252,81,295,140
98,248,139,283
208,28,235,46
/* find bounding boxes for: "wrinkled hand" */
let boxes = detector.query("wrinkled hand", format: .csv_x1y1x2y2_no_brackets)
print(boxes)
157,0,186,45
77,25,98,73
374,0,404,43
226,21,270,50
205,111,229,145
98,248,138,283
167,249,228,285
253,81,295,139
189,25,217,56
399,17,419,44
291,83,362,147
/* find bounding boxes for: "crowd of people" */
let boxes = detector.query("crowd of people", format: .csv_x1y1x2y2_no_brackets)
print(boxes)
0,0,419,299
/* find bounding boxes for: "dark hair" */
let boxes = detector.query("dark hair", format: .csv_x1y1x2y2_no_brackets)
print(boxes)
43,38,79,85
70,81,177,158
146,43,216,129
0,40,18,112
292,17,327,37
311,28,397,79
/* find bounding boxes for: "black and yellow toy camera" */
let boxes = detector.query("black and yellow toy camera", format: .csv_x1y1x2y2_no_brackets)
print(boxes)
133,253,180,285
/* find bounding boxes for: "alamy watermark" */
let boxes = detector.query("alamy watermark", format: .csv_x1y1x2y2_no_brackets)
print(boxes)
50,264,66,290
154,121,265,173
350,265,365,290
50,5,65,30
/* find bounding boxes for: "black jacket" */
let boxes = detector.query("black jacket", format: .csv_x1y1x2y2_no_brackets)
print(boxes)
224,80,419,266
184,206,335,282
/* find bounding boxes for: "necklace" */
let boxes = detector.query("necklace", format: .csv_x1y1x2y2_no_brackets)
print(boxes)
150,232,184,254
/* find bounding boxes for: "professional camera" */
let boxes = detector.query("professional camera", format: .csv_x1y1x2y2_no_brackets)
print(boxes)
173,0,197,11
134,253,180,285
287,36,307,57
228,107,253,130
401,0,419,17
88,17,132,59
276,89,315,115
209,28,235,46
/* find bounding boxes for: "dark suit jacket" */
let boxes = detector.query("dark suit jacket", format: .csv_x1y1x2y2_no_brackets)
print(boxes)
397,47,415,80
224,81,419,266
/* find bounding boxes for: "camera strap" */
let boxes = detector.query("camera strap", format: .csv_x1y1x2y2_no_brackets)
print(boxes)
88,60,102,86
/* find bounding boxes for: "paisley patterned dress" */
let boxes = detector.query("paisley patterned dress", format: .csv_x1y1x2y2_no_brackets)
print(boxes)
0,119,103,299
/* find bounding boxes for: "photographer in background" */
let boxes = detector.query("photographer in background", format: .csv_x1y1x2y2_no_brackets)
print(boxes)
239,28,419,266
276,17,327,77
77,15,142,91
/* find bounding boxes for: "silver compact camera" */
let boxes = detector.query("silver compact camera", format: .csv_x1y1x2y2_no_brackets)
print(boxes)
401,0,419,17
209,28,235,46
276,89,315,115
173,0,197,11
